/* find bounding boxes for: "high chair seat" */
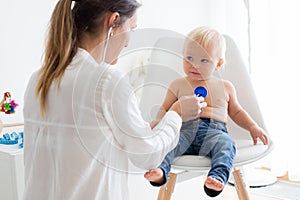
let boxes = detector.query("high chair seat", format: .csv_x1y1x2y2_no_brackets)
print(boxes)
172,139,272,170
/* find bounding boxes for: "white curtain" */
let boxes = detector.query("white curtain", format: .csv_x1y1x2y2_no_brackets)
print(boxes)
250,0,300,181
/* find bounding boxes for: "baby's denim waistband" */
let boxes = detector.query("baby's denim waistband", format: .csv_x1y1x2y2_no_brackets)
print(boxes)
182,118,228,133
200,118,226,127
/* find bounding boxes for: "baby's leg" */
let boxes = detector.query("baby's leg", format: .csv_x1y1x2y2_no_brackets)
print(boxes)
196,121,236,197
144,119,199,186
207,131,236,186
205,131,235,197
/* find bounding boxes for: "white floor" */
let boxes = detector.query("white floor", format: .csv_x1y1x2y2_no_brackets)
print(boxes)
129,172,300,200
128,173,239,200
252,180,300,200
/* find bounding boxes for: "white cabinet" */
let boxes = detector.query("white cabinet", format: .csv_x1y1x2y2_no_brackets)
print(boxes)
0,144,24,200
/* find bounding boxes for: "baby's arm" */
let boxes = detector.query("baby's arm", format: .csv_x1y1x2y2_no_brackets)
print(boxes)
150,81,178,128
225,80,268,145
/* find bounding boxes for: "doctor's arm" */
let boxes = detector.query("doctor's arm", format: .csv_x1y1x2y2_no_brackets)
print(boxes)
103,74,203,169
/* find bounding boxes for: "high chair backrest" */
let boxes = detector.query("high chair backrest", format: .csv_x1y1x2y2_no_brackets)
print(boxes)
136,34,274,200
139,35,267,141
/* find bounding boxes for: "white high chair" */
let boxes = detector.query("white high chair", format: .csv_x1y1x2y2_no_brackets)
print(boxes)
138,35,275,199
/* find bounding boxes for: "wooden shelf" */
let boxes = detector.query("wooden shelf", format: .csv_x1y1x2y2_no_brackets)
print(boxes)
0,118,24,133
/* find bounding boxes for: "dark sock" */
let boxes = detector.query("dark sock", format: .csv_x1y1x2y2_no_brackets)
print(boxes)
149,168,167,187
204,185,223,197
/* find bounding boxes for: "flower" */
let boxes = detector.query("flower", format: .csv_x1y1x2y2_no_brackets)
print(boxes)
10,100,18,109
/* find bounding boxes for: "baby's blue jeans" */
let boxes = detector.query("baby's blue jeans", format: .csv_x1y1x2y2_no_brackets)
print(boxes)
151,118,236,186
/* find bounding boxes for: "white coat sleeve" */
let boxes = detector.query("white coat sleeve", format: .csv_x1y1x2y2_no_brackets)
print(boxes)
101,68,182,170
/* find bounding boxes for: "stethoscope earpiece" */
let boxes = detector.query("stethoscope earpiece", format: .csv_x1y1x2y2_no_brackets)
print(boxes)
101,26,114,65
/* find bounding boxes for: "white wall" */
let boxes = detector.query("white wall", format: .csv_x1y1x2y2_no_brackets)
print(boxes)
250,0,300,180
138,0,249,55
0,0,57,124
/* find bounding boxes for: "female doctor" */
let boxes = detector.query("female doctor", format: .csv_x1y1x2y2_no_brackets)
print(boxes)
23,0,206,199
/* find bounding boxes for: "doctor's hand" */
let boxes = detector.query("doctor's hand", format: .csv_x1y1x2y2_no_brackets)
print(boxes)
170,95,207,122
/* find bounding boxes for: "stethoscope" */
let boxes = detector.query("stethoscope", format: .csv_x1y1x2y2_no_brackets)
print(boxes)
194,86,207,98
101,25,114,65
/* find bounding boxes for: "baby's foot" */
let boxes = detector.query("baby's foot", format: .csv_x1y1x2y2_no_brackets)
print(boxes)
204,176,224,192
144,168,164,184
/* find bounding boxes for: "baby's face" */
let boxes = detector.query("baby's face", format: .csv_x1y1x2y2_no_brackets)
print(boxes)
183,41,220,81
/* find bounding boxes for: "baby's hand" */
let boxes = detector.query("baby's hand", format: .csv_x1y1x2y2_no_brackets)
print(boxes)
249,125,268,145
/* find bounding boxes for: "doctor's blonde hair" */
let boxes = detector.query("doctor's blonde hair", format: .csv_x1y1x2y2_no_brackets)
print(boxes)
35,0,140,117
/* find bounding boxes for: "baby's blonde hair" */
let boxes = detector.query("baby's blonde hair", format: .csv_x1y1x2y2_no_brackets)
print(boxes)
186,26,226,60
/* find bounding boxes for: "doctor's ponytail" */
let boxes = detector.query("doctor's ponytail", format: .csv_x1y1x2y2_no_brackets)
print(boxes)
36,0,77,117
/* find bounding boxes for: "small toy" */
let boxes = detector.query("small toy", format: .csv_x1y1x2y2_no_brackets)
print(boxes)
0,92,18,114
0,92,23,148
0,131,23,147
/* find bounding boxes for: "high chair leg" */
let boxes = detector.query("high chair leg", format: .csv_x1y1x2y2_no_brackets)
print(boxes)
232,167,251,200
157,172,177,200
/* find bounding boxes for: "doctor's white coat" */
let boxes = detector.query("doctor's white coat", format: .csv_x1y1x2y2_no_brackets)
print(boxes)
23,49,181,200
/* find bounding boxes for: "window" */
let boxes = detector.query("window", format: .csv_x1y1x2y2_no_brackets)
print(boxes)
250,0,300,181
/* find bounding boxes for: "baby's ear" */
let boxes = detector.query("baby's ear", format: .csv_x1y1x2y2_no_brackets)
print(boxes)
216,58,224,69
